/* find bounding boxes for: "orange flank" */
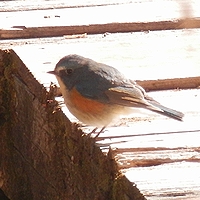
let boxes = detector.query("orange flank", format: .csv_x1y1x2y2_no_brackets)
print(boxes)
69,87,107,115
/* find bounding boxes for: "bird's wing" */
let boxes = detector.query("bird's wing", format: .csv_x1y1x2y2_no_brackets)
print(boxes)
105,85,184,121
105,85,161,111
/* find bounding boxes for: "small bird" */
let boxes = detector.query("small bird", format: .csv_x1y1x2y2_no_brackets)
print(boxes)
48,54,184,133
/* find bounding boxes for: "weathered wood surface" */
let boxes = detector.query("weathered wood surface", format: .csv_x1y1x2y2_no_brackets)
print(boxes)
0,0,133,11
1,1,200,199
0,49,146,200
1,19,200,39
136,76,200,92
1,27,200,199
1,0,200,27
1,0,200,39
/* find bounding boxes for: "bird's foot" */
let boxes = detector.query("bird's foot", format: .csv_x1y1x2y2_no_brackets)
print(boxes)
89,126,106,138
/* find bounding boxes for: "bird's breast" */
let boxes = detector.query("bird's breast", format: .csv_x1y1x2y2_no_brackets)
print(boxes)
56,76,130,126
68,87,107,116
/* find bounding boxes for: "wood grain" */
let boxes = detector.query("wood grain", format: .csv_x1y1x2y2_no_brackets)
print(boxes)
1,18,200,39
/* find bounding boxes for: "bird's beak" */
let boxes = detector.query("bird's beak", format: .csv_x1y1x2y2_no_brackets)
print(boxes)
47,70,57,75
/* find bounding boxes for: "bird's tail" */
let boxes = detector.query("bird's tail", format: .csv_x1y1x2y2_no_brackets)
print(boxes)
147,100,184,121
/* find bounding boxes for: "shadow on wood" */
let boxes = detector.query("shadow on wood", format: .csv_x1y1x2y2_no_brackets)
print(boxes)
0,49,146,200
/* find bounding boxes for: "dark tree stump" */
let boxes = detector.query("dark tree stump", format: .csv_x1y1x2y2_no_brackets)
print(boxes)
0,49,146,200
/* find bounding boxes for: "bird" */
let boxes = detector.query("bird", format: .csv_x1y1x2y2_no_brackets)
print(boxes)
48,54,184,134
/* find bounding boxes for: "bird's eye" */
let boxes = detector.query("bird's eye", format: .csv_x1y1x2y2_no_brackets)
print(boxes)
59,69,73,77
66,68,73,75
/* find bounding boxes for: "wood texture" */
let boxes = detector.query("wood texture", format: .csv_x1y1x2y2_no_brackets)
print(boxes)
1,18,200,39
0,49,146,200
136,76,200,92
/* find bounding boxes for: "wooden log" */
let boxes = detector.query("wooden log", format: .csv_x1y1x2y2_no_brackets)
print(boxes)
1,18,200,39
0,49,146,200
136,76,200,92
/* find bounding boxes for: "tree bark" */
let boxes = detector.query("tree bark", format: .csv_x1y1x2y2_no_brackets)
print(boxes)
0,49,146,200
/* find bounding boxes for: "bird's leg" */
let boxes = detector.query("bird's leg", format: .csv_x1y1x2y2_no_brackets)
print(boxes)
88,126,106,138
94,126,106,139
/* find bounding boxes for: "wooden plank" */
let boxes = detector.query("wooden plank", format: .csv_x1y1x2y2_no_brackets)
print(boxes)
1,18,200,39
136,76,200,91
1,12,200,199
96,103,200,199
